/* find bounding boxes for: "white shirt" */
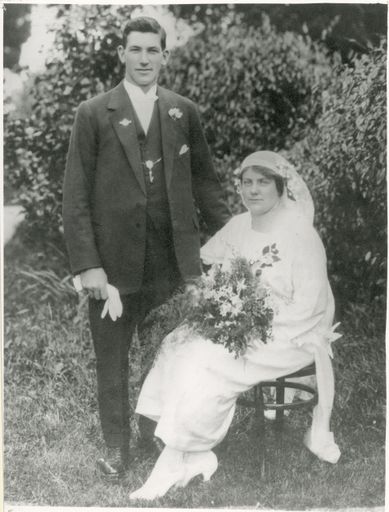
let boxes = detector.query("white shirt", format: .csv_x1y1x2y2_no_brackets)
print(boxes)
123,80,158,135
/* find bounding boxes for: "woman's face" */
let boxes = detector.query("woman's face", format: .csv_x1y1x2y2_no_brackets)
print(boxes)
240,168,280,217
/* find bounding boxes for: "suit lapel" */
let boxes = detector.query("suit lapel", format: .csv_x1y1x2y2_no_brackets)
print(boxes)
108,83,146,195
158,87,179,190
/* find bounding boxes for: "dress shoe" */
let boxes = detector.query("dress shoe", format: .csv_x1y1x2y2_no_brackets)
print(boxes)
303,406,341,464
304,428,341,464
178,451,218,488
129,447,185,501
129,468,185,501
97,446,126,479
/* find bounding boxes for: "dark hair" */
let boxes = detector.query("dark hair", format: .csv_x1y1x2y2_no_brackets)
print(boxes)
122,16,167,50
240,165,285,196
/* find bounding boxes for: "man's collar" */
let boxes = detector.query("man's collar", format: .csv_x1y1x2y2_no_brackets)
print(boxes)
123,80,158,101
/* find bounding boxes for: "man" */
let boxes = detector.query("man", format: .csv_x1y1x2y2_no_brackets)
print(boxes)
62,16,230,479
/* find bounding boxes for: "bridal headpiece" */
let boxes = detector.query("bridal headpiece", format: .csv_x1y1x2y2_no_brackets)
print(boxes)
234,151,314,224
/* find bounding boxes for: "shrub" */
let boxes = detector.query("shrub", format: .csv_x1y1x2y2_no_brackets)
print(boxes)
163,16,332,158
6,5,384,305
4,6,332,237
286,46,386,305
4,5,127,239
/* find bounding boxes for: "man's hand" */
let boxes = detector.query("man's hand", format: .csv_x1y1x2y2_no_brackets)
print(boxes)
80,267,108,300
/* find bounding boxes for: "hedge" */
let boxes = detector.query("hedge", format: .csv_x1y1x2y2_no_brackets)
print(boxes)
4,5,385,304
287,46,386,305
4,7,332,238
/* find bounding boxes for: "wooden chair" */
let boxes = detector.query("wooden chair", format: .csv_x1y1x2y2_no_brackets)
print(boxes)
237,363,317,478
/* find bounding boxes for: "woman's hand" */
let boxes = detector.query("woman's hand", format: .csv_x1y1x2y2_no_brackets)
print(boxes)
185,283,201,306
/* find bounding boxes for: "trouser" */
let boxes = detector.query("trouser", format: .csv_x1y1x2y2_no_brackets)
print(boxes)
89,294,140,449
89,219,182,449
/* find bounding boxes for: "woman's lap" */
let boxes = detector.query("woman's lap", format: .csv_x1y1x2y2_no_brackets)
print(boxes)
136,329,314,450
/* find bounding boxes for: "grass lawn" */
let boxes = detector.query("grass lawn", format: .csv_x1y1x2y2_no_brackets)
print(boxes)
3,233,386,508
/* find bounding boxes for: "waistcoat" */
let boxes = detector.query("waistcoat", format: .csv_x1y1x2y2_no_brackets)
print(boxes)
132,101,171,238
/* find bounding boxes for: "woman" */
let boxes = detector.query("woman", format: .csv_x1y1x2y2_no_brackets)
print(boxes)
130,151,341,501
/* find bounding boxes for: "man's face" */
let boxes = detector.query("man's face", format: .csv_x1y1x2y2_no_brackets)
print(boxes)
117,31,169,91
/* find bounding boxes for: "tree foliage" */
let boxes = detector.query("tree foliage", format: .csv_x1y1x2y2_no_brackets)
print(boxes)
286,46,386,305
162,17,332,158
4,5,128,241
4,5,386,305
171,4,387,60
4,4,31,69
4,6,331,239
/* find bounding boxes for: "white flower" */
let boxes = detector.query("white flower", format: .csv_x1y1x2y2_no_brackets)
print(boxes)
179,144,189,155
230,295,243,311
220,303,232,317
236,279,247,295
169,107,183,120
214,285,231,301
204,265,218,284
202,288,214,300
119,118,132,127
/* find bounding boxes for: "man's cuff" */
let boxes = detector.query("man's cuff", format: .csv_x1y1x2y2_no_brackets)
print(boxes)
72,275,83,292
72,266,104,292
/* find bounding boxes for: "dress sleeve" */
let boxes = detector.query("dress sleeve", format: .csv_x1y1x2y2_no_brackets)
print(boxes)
200,216,243,266
272,226,335,347
200,225,231,265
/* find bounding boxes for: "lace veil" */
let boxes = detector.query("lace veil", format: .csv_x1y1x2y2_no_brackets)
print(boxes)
236,151,314,225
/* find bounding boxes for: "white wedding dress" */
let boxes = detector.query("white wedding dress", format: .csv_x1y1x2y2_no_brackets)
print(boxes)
136,209,340,454
130,152,341,501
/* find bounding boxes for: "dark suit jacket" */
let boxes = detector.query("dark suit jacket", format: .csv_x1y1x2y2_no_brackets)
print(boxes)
62,82,230,295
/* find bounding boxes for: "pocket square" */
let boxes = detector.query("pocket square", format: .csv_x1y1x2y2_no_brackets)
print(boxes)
119,118,132,127
179,144,189,156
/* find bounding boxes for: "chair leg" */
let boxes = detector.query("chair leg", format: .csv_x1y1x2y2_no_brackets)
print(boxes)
275,380,285,450
254,385,266,479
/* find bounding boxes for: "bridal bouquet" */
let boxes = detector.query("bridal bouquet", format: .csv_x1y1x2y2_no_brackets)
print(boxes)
185,257,273,356
140,257,274,360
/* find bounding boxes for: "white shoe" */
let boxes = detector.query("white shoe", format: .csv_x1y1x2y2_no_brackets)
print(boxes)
129,447,186,501
304,407,341,464
178,451,218,488
304,429,341,464
129,469,185,501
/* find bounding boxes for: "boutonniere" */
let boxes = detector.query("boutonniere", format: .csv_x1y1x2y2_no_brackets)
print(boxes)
119,118,132,127
168,107,183,121
179,144,189,156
